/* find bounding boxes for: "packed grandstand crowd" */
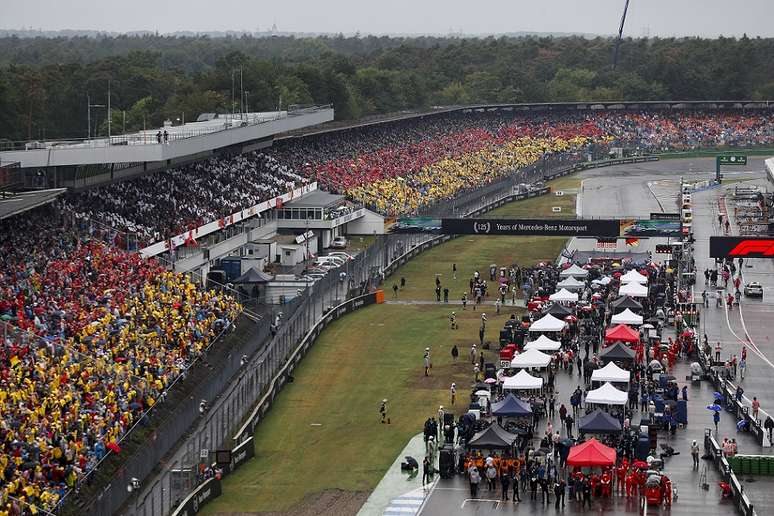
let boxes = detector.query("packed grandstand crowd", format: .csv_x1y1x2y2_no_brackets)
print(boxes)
62,109,774,246
0,206,242,513
1,107,774,513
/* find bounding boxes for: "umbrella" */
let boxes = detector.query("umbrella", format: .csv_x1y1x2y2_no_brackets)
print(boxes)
713,392,724,399
565,315,578,322
641,323,654,329
632,461,648,469
474,390,491,397
663,400,677,407
707,404,722,411
649,360,662,369
484,378,497,384
559,438,574,447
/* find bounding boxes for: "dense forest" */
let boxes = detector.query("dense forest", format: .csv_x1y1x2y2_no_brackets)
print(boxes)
1,34,773,142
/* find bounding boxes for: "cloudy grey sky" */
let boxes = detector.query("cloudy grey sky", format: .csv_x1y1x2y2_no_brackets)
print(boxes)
3,0,773,37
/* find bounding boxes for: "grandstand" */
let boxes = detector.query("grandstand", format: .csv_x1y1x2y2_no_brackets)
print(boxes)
1,101,774,516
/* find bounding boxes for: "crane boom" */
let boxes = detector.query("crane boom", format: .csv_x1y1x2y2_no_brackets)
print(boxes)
612,0,631,70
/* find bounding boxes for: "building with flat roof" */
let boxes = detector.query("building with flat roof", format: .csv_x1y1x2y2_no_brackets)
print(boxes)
0,106,333,191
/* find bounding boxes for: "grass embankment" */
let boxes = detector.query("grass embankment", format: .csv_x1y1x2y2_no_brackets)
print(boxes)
203,174,579,515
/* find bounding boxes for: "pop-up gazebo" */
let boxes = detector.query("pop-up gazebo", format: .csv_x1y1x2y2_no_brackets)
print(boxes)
529,314,566,333
549,288,579,303
491,393,534,416
604,324,640,344
578,410,622,435
557,276,585,291
610,308,643,326
619,281,648,298
584,382,628,406
502,370,544,391
591,362,631,384
524,335,561,351
468,424,519,450
620,269,648,284
510,348,552,369
560,264,589,278
566,438,617,467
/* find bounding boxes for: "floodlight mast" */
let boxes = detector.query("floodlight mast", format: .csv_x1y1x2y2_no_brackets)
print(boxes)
612,0,631,70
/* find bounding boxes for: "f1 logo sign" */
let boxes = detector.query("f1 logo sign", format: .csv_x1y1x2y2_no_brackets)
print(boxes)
473,221,491,234
729,239,774,256
711,237,774,258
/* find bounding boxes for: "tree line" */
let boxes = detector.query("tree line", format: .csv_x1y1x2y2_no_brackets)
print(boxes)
1,34,773,142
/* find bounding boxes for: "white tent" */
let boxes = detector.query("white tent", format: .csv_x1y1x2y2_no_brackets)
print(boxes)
584,382,628,405
560,264,589,278
610,308,643,326
620,269,648,284
529,314,566,333
618,281,648,298
549,288,579,303
524,335,562,351
502,369,544,390
592,276,612,286
591,362,631,384
556,276,585,291
510,348,552,368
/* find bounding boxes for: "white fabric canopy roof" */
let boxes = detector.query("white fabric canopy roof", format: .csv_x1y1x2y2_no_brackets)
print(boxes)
549,288,579,302
557,276,585,290
510,348,552,368
585,382,628,405
524,335,562,351
591,362,631,383
560,264,589,278
610,308,643,326
529,314,566,333
620,270,648,284
502,370,544,390
619,281,648,298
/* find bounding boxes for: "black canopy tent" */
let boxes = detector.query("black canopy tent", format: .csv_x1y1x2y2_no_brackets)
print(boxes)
234,267,273,284
491,393,533,417
579,409,622,434
610,296,643,313
546,303,573,317
467,424,519,449
599,342,636,363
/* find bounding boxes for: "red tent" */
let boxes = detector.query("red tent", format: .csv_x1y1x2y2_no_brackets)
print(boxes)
604,324,640,344
566,438,616,467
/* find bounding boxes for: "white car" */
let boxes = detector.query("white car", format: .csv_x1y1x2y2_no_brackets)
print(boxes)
327,251,354,261
330,236,348,249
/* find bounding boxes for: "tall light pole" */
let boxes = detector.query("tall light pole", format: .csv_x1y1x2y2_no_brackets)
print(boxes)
107,80,112,139
87,93,105,140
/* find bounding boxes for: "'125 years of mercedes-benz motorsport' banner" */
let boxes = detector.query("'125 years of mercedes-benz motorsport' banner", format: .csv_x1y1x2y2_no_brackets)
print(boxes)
441,218,620,237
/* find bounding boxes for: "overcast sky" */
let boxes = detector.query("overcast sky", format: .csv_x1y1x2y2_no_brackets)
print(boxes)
3,0,773,37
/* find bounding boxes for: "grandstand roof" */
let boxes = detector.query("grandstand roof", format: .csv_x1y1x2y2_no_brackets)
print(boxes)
0,188,66,220
285,190,344,208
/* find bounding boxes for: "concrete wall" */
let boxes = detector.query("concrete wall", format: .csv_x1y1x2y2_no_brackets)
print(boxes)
346,209,385,235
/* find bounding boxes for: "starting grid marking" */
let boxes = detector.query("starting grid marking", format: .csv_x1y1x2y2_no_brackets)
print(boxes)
383,486,428,516
461,498,501,509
